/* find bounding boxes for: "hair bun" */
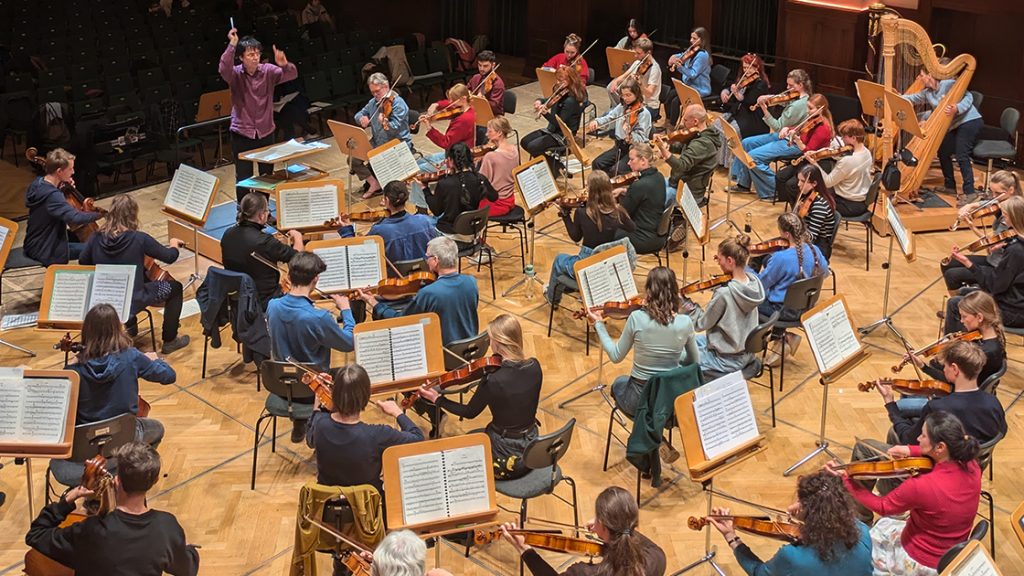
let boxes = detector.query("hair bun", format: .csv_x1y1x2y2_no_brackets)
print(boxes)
736,234,751,248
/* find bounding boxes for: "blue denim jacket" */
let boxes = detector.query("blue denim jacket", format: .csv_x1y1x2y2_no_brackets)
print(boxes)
354,94,412,147
905,79,982,129
339,211,439,270
674,50,711,97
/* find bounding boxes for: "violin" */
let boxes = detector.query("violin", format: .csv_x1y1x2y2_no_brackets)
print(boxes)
750,90,801,111
410,168,453,184
26,147,106,242
891,330,982,373
726,70,758,101
55,333,152,417
289,357,336,411
797,189,818,218
792,144,853,166
858,378,952,397
339,551,371,576
688,515,801,544
941,230,1017,266
471,142,498,159
324,210,391,226
301,514,375,575
834,457,933,479
573,296,645,320
786,111,824,145
400,354,503,409
536,84,569,119
610,171,642,187
414,104,463,129
950,199,1000,231
670,42,701,72
681,274,732,295
748,237,789,256
556,193,588,209
471,64,501,97
624,101,643,133
373,271,436,300
474,528,605,557
656,126,700,145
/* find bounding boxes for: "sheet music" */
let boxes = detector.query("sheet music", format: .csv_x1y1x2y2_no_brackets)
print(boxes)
346,241,383,290
950,545,1000,576
0,223,9,252
389,323,428,380
515,161,559,211
397,451,449,525
692,371,760,461
355,329,394,384
163,164,217,222
245,138,328,162
677,183,706,239
578,253,637,309
47,270,91,321
368,140,419,185
443,444,491,517
314,246,351,293
278,184,339,229
0,376,71,445
87,265,136,323
803,298,861,374
885,196,912,257
1,312,38,331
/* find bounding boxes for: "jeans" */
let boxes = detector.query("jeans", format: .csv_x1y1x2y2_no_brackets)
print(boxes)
611,375,646,418
895,396,928,418
136,417,165,447
730,133,801,199
940,256,987,291
546,246,593,303
939,118,983,194
696,334,752,381
231,131,276,202
409,152,445,210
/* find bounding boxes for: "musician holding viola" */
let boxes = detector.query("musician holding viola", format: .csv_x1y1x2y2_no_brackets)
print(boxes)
653,104,721,207
522,65,585,174
801,119,874,217
608,37,662,121
719,54,771,143
793,165,839,259
665,27,712,126
942,170,1021,292
26,442,199,576
544,171,634,305
468,50,504,118
828,411,983,575
24,148,103,266
338,181,438,269
501,486,666,576
709,471,871,576
542,33,589,85
417,315,541,480
477,117,520,217
353,73,412,199
78,195,190,354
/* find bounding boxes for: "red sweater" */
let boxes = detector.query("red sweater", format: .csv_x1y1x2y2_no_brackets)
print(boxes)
468,73,505,116
844,459,980,568
542,53,589,85
426,99,476,150
800,122,833,152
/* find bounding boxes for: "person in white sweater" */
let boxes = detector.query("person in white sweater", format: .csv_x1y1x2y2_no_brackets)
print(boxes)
805,119,874,217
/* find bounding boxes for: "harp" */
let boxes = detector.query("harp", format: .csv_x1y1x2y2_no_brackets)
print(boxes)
876,14,976,200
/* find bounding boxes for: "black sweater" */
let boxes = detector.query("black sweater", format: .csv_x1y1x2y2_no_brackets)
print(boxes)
26,499,199,576
972,237,1024,324
542,95,583,134
79,230,179,312
921,337,1005,386
619,167,666,252
561,207,635,249
887,389,1007,446
221,220,297,306
436,359,543,434
424,170,498,235
724,78,770,138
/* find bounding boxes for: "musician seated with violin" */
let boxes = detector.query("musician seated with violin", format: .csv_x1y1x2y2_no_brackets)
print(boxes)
353,72,412,199
665,27,712,126
756,213,829,367
374,530,454,576
719,54,772,142
802,119,874,217
78,195,190,354
27,441,199,576
588,267,700,418
615,18,647,50
608,37,662,121
942,195,1024,332
501,485,666,576
542,33,589,85
615,143,669,255
522,64,586,174
67,303,176,447
681,235,766,381
827,411,984,575
416,142,498,243
24,148,103,266
338,181,438,269
587,80,651,177
267,251,355,441
728,69,813,199
468,50,504,143
793,165,839,259
708,470,872,576
306,364,423,501
653,104,722,207
421,83,475,150
749,94,835,203
544,171,634,304
417,315,541,480
222,192,304,310
477,117,520,218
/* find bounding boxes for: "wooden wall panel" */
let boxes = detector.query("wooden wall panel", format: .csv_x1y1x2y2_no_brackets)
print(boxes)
777,1,868,96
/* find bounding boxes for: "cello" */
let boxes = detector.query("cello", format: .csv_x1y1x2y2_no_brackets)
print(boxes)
25,147,106,242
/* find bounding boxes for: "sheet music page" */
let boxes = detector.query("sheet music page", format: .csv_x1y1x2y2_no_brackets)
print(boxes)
442,444,492,517
163,164,217,221
345,241,383,290
950,545,1000,576
578,253,636,309
246,139,320,162
355,329,394,384
515,161,558,211
87,265,136,323
389,323,429,381
0,223,9,252
278,184,339,229
677,183,705,239
803,298,861,374
692,371,760,461
398,451,448,525
1,312,38,331
47,270,92,321
368,140,419,185
313,246,351,293
0,369,25,442
885,197,912,257
0,375,71,444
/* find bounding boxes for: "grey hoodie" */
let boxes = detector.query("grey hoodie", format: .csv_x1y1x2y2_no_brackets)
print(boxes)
687,271,765,355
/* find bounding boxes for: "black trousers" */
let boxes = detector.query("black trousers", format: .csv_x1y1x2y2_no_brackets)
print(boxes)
941,256,988,291
231,131,276,202
126,280,184,342
593,139,631,177
521,129,565,171
835,196,868,217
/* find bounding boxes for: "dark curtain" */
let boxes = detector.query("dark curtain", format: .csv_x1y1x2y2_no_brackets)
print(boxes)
643,0,695,48
442,0,474,41
490,0,525,56
712,0,777,59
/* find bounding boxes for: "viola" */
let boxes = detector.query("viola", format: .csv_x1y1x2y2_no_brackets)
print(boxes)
797,189,818,218
400,354,503,409
340,551,371,576
748,237,789,256
610,171,641,187
941,230,1017,265
834,457,933,479
891,330,982,373
858,378,952,397
471,142,497,159
657,126,701,145
374,271,436,300
792,144,853,166
688,515,801,544
55,334,152,417
26,147,106,242
324,210,391,226
681,274,732,295
289,358,336,411
473,528,605,557
750,90,800,111
573,296,645,320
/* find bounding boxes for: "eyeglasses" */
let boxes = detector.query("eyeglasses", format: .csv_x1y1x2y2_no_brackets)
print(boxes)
426,254,437,260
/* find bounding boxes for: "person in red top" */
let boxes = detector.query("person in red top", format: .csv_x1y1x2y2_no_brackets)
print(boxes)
826,410,982,575
410,84,476,211
542,33,590,85
746,93,834,202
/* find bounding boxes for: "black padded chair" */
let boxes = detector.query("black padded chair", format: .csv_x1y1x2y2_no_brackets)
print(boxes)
45,413,136,503
252,360,317,490
936,520,989,571
839,174,882,271
452,207,496,299
743,311,780,427
771,275,825,392
971,107,1019,192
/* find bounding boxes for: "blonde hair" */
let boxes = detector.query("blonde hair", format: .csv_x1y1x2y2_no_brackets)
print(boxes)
100,195,140,238
488,314,524,361
957,290,1006,348
989,170,1020,196
630,142,655,164
487,116,512,138
1001,195,1024,233
45,148,75,174
788,69,813,93
447,83,470,102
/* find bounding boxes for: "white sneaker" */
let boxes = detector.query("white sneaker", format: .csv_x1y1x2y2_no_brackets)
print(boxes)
469,251,492,265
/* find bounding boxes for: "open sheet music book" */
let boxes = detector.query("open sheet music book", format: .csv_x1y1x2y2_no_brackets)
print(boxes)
397,443,492,526
692,371,760,461
0,368,72,445
0,222,10,256
513,157,560,213
313,239,384,293
244,138,330,162
576,250,637,309
940,541,1002,576
677,182,707,241
277,183,341,230
47,265,136,323
162,163,218,224
368,139,419,186
884,195,916,262
802,296,865,376
355,322,429,384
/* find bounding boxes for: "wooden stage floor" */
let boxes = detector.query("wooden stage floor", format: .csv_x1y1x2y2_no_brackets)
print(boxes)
1,81,1022,575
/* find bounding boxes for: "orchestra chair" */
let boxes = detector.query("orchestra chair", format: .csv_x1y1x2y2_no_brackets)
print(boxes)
580,68,598,147
386,257,429,316
452,206,496,300
487,205,528,271
126,308,159,353
969,91,984,109
743,311,780,428
294,481,384,571
975,431,1003,556
978,360,1006,482
971,107,1019,193
547,274,592,356
936,520,990,572
502,91,521,158
442,330,491,421
701,64,731,110
635,201,677,268
0,247,44,306
839,174,882,271
197,268,261,382
825,215,841,296
45,413,136,504
771,274,825,393
252,360,318,490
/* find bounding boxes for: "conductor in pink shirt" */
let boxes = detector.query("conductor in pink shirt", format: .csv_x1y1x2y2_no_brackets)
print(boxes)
219,27,298,202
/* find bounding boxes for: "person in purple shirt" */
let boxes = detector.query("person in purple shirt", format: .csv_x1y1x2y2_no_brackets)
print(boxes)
219,28,298,201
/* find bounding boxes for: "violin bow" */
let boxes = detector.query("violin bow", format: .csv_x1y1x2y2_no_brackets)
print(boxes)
253,252,327,300
469,64,501,97
301,514,373,554
383,256,405,279
897,333,927,382
568,38,600,70
366,74,404,120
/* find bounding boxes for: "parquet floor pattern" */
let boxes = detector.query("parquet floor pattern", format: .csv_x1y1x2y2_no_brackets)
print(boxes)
1,81,1022,575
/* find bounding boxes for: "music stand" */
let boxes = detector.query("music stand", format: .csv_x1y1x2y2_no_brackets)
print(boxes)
855,79,887,148
196,89,232,166
328,119,373,198
671,79,705,123
535,68,558,99
709,113,754,237
605,47,635,78
0,217,34,356
504,156,561,299
883,88,925,204
858,194,916,340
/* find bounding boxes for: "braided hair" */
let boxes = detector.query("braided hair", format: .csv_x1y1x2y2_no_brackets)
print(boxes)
446,142,479,208
777,212,821,278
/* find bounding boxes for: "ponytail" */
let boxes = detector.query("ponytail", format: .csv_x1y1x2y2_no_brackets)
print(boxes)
594,487,645,576
923,411,982,466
